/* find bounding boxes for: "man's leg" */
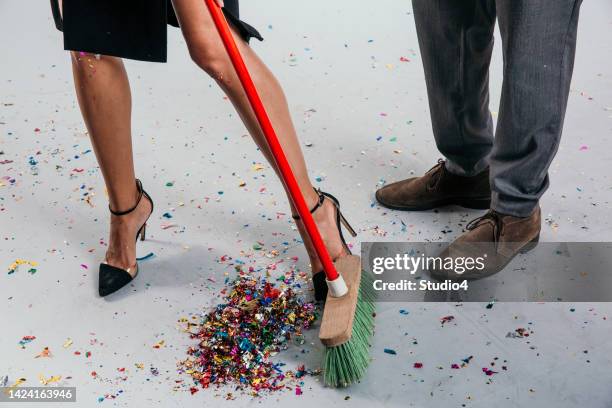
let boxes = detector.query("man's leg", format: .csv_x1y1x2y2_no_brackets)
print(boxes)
430,0,583,283
491,0,583,217
375,0,496,211
413,0,496,176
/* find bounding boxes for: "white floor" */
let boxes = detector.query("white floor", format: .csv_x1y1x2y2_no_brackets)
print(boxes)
1,0,612,407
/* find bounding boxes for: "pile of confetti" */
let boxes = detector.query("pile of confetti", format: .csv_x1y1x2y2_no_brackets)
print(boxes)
178,275,318,395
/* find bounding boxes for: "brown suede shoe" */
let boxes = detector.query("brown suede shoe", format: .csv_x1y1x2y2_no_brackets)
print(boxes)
375,159,491,211
429,206,541,281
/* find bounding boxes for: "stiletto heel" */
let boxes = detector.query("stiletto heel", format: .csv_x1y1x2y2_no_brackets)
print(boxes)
339,212,357,238
292,188,358,302
98,179,154,297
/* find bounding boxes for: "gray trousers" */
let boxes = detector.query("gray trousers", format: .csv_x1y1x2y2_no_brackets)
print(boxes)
412,0,582,217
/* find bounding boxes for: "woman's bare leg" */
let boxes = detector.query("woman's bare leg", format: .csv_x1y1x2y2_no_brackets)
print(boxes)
71,52,152,274
171,0,348,273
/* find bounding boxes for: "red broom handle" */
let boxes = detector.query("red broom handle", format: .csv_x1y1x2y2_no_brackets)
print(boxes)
204,0,340,282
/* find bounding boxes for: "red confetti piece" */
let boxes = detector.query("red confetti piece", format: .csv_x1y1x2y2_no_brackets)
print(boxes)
482,368,498,376
440,315,455,326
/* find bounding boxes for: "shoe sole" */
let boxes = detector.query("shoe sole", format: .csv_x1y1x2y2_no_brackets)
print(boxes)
519,234,540,254
376,195,491,212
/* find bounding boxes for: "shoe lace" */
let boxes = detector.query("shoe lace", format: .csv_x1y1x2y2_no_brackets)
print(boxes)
425,159,446,191
466,210,504,243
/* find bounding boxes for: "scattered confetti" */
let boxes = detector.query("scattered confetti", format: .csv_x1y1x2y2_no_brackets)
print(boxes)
18,336,36,349
136,253,155,262
482,368,497,376
506,327,532,339
7,259,38,275
35,347,52,358
440,315,455,326
38,374,62,385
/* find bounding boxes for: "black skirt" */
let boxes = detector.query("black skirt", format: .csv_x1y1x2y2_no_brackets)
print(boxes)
50,0,262,63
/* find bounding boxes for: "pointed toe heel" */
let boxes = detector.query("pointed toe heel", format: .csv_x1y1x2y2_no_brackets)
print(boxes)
312,271,328,302
98,179,154,297
98,263,136,297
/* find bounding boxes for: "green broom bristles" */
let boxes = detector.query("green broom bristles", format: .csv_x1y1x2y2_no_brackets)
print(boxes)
323,271,376,387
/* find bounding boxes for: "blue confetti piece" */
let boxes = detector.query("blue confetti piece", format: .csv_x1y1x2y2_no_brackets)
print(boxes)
136,252,155,262
384,348,397,355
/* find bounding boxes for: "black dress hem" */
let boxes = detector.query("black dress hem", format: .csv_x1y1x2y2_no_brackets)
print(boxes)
51,0,262,63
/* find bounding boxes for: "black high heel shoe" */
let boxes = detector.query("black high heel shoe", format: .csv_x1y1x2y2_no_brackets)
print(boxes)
292,189,357,302
98,179,154,297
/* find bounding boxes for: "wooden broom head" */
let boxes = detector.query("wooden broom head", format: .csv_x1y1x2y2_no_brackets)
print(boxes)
319,255,362,347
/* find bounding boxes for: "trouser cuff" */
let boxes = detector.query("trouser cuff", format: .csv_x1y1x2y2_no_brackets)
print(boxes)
445,157,490,178
491,192,539,218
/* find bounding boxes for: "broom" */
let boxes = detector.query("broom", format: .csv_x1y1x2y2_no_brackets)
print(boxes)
203,0,375,387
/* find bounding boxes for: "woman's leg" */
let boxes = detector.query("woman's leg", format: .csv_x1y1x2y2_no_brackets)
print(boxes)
71,52,152,274
171,0,348,273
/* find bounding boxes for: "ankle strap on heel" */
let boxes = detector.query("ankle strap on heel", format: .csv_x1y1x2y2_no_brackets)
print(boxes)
293,188,356,258
292,188,325,220
109,179,144,216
